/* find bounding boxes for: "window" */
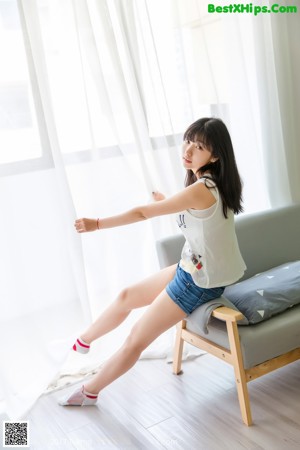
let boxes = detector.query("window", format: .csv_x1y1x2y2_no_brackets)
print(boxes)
0,1,50,174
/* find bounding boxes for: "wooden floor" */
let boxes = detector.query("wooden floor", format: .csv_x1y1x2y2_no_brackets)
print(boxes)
21,355,300,449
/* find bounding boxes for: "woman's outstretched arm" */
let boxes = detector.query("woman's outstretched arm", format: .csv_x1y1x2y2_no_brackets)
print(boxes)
75,182,216,233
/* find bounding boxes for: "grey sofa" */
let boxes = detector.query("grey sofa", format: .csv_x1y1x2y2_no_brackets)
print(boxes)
156,203,300,426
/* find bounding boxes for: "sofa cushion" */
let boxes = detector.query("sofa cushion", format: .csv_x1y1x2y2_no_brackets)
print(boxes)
224,261,300,324
187,295,249,334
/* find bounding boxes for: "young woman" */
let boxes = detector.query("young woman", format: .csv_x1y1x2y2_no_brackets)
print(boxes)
59,117,246,406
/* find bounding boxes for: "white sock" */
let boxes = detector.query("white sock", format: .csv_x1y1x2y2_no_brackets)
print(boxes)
58,385,98,406
72,337,90,354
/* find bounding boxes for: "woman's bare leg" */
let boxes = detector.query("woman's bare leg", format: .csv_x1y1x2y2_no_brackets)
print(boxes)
80,264,177,344
84,290,186,394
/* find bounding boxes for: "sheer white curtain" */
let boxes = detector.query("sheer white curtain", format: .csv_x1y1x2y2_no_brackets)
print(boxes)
222,3,300,208
0,0,192,419
0,0,298,419
255,8,300,205
0,0,93,419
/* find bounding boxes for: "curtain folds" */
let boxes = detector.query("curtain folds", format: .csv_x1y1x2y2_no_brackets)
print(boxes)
268,10,300,204
1,0,298,419
0,0,93,419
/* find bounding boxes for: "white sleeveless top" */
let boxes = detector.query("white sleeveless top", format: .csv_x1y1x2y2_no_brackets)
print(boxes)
177,178,246,288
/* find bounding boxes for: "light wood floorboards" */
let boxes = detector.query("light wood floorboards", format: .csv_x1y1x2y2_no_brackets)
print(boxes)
11,354,300,449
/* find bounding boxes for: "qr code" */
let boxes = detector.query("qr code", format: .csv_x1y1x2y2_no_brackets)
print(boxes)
3,421,29,447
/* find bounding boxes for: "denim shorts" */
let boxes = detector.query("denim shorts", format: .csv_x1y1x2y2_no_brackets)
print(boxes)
166,264,225,315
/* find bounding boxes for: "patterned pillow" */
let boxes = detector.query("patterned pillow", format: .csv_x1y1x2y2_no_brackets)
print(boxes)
224,261,300,324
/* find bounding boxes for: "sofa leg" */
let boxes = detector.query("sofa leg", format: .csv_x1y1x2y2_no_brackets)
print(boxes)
234,368,252,426
173,320,186,375
226,321,253,426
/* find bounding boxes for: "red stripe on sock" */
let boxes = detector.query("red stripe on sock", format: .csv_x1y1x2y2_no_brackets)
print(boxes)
85,393,98,399
77,339,90,348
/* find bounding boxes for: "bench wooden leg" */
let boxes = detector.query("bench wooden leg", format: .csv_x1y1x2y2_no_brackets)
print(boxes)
173,320,186,374
226,320,253,426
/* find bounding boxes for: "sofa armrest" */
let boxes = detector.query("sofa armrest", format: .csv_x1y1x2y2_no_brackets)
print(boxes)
156,234,185,268
212,306,245,322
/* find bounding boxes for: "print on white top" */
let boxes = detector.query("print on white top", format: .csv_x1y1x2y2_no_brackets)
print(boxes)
177,178,246,288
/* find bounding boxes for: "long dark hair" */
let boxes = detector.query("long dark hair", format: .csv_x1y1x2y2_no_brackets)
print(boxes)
183,117,243,218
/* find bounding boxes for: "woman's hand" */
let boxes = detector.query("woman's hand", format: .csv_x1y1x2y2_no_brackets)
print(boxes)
152,191,166,202
74,218,98,233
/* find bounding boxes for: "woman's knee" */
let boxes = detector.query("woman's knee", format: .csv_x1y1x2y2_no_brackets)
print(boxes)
123,326,148,355
116,287,132,312
117,283,148,312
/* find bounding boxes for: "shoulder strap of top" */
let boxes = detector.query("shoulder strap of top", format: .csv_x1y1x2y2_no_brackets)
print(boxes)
197,176,219,202
198,176,217,189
